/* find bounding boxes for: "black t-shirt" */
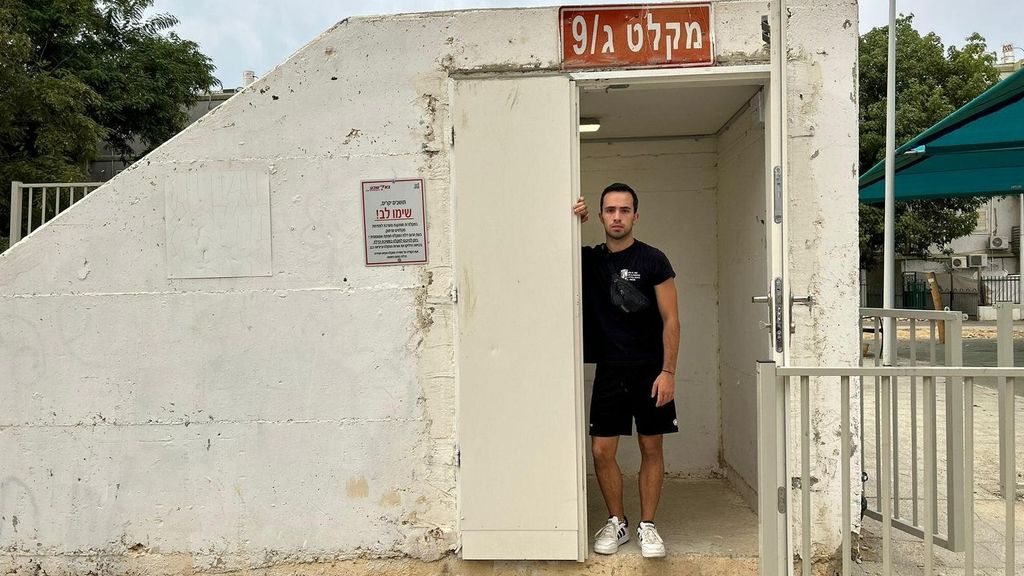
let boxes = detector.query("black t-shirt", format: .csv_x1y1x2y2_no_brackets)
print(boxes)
582,240,676,366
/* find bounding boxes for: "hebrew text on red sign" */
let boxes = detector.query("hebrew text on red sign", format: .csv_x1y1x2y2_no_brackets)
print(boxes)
560,4,713,69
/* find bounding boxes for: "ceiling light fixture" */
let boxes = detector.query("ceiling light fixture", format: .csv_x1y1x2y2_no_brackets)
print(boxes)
579,117,601,133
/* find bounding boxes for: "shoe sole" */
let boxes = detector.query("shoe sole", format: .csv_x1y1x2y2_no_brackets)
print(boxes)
593,535,629,554
641,548,666,558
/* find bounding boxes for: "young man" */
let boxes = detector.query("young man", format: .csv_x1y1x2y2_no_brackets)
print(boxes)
572,183,679,558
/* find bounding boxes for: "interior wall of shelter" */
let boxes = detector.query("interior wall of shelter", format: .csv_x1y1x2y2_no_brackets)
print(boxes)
580,136,721,477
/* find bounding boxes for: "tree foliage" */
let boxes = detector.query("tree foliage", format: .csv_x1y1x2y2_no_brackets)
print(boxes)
0,0,216,238
859,15,1001,269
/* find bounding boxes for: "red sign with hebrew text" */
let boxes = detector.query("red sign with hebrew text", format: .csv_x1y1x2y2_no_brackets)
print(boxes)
560,4,713,69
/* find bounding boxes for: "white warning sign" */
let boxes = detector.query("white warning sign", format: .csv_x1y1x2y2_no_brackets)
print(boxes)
362,178,427,266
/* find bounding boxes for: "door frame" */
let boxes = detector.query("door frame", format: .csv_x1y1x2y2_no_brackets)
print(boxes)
571,64,784,366
449,63,783,562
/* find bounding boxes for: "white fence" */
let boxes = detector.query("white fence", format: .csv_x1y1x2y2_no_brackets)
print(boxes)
859,308,967,551
8,180,102,247
758,363,1020,576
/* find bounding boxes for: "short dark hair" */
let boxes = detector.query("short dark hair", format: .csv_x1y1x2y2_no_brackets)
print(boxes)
600,183,638,211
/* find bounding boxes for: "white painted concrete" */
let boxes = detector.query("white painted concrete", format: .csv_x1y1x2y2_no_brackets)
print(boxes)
784,0,862,557
0,1,859,569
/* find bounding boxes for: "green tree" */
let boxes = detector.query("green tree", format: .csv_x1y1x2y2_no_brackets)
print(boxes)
0,0,216,240
859,15,1001,269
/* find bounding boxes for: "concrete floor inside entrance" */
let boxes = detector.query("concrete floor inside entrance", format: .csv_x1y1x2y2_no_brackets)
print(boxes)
586,475,758,570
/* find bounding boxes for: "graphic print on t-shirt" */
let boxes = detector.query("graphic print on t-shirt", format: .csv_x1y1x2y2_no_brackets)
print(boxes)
620,269,641,281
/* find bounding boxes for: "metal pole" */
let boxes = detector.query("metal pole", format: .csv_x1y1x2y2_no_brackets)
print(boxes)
882,0,897,366
9,181,23,245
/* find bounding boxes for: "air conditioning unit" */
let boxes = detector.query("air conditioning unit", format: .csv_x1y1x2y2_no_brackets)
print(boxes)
951,255,968,269
968,253,988,267
989,235,1010,250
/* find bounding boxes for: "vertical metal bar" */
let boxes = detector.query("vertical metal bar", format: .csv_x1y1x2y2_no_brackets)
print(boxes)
910,318,919,525
923,375,935,576
55,185,62,215
801,375,811,576
996,304,1013,493
874,317,881,363
782,373,793,576
875,346,882,504
946,316,965,552
26,187,33,234
881,375,893,574
929,320,936,366
893,363,901,519
841,375,851,576
757,362,786,576
1002,375,1015,575
9,181,22,244
874,314,882,516
963,376,974,575
929,374,939,536
40,186,47,224
860,342,867,508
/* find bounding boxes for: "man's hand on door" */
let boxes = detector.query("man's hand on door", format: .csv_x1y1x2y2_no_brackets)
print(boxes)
572,196,588,223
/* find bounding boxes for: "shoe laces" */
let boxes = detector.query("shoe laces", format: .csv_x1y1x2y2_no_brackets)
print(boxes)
596,518,622,539
638,523,663,544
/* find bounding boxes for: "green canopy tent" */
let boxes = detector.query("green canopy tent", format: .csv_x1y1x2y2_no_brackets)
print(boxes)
860,67,1024,203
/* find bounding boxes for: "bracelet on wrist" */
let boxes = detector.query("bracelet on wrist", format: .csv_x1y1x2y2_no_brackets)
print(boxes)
661,369,674,375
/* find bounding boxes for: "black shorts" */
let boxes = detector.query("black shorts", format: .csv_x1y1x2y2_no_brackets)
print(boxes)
589,364,679,437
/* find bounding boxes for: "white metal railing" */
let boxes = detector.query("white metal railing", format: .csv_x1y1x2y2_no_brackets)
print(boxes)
859,308,966,551
8,180,102,247
757,363,1020,576
995,303,1024,500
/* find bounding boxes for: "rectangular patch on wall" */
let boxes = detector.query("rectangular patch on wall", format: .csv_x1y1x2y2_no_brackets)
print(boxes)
164,168,272,278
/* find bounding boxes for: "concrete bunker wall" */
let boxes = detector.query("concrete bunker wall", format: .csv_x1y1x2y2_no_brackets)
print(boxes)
0,1,857,568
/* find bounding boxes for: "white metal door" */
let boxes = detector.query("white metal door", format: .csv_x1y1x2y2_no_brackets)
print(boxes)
452,75,586,561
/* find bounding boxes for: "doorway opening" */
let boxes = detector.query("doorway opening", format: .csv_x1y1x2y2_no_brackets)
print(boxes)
577,74,771,558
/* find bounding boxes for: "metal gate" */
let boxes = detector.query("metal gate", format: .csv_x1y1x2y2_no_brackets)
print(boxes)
757,362,1020,576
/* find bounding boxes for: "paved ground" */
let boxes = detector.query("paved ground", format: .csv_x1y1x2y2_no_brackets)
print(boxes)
585,476,759,562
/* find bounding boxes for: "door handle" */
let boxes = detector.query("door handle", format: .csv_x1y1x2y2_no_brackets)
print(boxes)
789,294,814,334
752,295,770,304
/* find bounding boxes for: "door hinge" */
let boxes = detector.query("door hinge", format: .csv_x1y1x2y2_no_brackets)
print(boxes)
773,165,783,224
451,127,456,148
777,486,786,513
456,448,461,467
451,286,458,303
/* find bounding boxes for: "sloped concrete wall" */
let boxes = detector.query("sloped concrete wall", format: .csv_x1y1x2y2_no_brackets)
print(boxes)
0,2,857,571
0,9,567,569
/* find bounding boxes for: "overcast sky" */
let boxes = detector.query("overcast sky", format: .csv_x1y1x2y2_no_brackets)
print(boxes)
149,0,1024,89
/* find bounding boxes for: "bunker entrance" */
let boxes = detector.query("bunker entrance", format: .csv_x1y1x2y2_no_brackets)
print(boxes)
578,79,770,556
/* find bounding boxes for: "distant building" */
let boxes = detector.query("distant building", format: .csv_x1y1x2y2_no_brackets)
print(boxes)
996,43,1024,79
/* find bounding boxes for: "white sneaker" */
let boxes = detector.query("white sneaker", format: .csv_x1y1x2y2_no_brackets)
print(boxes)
593,516,629,554
638,521,666,558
